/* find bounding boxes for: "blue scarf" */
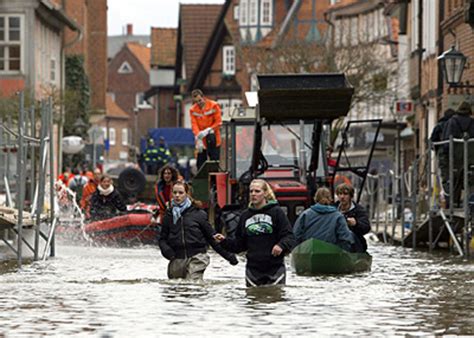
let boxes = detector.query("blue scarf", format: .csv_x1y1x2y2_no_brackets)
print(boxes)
171,197,192,224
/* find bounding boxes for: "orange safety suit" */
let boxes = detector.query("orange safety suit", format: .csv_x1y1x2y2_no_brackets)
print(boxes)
190,98,222,148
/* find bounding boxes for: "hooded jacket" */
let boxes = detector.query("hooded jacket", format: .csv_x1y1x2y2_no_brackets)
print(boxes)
159,205,235,263
222,202,296,270
293,204,354,252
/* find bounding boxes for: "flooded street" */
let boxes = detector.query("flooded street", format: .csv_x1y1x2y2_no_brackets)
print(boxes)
0,242,473,336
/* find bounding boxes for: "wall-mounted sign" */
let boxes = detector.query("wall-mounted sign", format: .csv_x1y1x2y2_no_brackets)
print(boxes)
395,100,413,115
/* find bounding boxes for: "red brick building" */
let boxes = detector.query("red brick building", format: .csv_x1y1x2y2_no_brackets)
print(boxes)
63,0,108,119
96,96,130,162
145,27,178,128
107,42,154,151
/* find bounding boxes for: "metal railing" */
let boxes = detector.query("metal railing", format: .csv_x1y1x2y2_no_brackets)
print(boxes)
362,134,473,258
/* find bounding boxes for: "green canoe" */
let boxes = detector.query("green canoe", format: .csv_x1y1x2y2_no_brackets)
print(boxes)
291,238,372,275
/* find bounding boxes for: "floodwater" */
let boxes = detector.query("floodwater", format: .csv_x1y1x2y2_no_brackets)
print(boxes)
0,241,473,336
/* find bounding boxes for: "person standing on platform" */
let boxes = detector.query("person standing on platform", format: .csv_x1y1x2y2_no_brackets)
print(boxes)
190,89,222,170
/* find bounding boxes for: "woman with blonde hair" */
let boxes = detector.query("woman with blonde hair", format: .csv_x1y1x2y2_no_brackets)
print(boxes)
158,180,238,281
293,187,354,251
214,179,296,287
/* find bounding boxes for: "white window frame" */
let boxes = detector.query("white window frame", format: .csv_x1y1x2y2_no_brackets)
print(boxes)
411,0,419,52
0,14,24,73
136,92,152,108
250,73,258,91
217,99,230,110
350,16,358,46
240,0,248,25
422,0,436,56
121,128,128,146
107,92,115,101
222,45,235,76
249,0,258,25
50,58,56,83
118,61,133,74
109,128,116,146
234,5,240,20
261,0,273,25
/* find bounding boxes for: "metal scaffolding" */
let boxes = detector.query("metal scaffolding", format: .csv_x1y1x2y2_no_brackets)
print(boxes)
0,93,57,267
364,135,473,257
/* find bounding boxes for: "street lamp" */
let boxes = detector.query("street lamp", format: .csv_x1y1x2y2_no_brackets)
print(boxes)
438,46,474,88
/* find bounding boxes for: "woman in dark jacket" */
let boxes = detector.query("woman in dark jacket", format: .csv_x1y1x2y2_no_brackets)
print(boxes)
158,180,237,281
154,165,179,220
214,179,296,287
89,175,127,220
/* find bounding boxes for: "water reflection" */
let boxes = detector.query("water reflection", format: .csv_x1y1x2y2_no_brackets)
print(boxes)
0,243,472,336
245,286,286,304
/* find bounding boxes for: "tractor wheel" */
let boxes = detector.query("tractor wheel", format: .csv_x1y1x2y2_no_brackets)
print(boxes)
118,167,146,196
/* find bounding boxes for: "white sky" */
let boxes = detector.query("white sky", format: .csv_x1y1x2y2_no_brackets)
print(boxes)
108,0,225,36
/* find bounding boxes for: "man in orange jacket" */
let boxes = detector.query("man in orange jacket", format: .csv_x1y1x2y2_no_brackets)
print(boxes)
190,89,222,170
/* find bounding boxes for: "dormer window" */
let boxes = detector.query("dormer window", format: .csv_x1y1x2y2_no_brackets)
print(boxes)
261,0,272,25
118,61,133,74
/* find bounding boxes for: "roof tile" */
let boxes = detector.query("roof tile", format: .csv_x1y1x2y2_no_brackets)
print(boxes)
151,27,177,67
126,42,151,73
180,4,222,81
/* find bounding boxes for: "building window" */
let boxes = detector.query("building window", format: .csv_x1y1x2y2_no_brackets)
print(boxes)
330,0,340,4
109,128,116,146
261,0,272,25
118,61,133,74
217,99,230,110
222,46,235,76
240,0,248,25
107,92,115,101
234,5,240,20
250,73,258,91
122,128,128,146
350,17,358,45
50,58,56,82
0,15,23,72
136,92,152,108
249,0,258,25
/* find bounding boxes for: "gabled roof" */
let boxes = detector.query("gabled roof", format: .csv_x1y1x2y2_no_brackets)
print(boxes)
126,42,151,73
189,1,232,90
178,4,222,82
106,96,130,119
108,35,150,59
151,27,177,67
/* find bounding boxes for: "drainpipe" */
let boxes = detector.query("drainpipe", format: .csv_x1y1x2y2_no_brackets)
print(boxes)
58,0,82,173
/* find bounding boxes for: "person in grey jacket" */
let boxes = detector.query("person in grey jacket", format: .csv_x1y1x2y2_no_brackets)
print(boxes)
293,187,354,252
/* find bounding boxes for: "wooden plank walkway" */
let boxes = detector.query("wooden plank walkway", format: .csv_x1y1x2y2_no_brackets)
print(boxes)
0,206,35,230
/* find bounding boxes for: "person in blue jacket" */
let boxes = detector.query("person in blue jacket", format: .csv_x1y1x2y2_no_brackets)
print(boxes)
293,187,354,252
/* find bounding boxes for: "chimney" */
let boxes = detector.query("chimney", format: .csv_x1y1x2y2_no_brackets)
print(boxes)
126,23,133,36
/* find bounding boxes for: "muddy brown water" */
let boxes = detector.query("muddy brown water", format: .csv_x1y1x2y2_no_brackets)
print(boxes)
0,242,473,336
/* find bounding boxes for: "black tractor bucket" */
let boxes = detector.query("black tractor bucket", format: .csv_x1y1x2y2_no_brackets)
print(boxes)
257,73,354,122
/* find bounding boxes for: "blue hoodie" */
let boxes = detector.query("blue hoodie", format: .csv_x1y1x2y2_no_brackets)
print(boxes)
293,204,355,251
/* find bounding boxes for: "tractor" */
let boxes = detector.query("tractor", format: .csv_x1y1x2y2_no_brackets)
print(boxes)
190,73,382,233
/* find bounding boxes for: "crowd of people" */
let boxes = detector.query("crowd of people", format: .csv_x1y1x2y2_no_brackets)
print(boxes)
56,88,374,287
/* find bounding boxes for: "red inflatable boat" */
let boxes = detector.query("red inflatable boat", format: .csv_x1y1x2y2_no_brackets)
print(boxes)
84,212,159,245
